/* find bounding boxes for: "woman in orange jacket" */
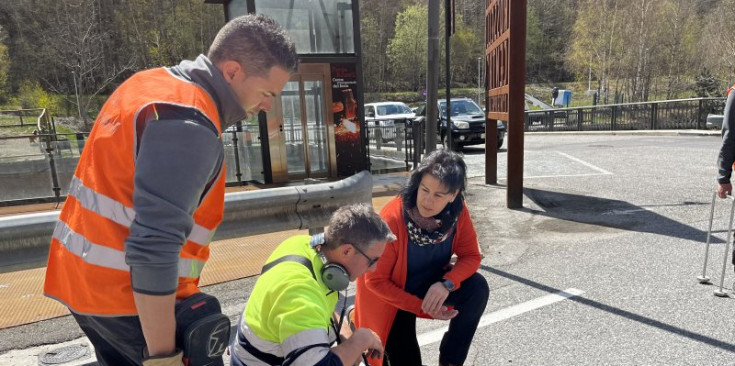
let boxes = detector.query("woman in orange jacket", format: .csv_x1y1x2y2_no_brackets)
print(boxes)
355,149,489,366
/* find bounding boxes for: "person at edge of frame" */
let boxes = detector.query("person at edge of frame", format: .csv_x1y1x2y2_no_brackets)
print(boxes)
716,84,735,199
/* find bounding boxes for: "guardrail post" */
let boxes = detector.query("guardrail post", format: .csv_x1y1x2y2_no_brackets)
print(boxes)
611,105,617,130
75,132,86,154
548,111,554,132
43,134,62,205
395,120,404,153
232,121,243,185
697,99,704,130
651,103,658,130
304,178,324,235
375,125,382,150
364,124,371,171
577,109,583,131
412,120,423,168
403,121,410,170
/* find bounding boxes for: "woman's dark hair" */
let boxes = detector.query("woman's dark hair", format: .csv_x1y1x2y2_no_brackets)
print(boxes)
401,149,467,219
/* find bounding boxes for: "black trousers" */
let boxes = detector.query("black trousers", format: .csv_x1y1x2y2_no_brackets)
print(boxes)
72,312,147,366
385,273,489,366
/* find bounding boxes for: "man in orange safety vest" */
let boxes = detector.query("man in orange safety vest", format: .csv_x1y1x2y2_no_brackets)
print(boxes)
43,14,297,366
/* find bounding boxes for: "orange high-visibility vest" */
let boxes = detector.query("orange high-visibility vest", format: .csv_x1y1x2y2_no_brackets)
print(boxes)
727,84,735,97
44,68,225,316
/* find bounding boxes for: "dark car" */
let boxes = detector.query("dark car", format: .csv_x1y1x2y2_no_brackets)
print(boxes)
414,98,505,150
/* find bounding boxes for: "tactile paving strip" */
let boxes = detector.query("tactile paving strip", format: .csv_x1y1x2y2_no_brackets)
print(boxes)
0,267,65,329
0,195,395,329
0,230,304,329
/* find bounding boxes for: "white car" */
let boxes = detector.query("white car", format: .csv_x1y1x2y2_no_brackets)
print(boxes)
364,102,416,142
706,113,724,130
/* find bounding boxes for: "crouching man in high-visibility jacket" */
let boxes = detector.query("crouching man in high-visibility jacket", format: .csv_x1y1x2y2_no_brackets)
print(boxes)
43,14,297,366
231,204,395,366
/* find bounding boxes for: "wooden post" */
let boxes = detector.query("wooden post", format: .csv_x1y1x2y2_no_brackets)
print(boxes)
485,0,526,208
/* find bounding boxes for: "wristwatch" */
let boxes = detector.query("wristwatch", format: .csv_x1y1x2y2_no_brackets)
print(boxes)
441,278,455,292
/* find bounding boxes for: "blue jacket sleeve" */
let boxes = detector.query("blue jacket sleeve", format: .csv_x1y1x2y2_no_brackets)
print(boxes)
718,92,735,184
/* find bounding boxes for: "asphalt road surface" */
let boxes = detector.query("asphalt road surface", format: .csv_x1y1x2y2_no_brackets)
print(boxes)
2,133,734,366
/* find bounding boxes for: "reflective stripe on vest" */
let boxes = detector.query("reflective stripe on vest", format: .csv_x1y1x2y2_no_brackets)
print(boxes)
52,220,206,278
67,176,215,246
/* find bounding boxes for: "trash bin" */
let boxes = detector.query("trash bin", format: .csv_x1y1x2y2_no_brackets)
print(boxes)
553,89,572,107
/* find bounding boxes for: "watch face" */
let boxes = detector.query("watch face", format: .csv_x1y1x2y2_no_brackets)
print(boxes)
443,279,454,291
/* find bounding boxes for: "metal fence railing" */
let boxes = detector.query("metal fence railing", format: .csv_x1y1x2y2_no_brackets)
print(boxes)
0,108,47,129
1,116,265,206
524,97,725,132
365,118,423,173
1,98,725,205
223,121,265,185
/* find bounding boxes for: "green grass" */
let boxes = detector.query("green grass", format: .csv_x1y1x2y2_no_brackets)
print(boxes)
0,125,36,136
0,113,39,127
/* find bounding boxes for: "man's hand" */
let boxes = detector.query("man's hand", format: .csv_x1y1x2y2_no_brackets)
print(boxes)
718,183,732,199
142,350,183,366
356,328,384,360
330,327,383,366
421,282,450,315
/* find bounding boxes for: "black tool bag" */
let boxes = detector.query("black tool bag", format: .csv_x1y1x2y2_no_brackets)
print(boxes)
175,292,231,366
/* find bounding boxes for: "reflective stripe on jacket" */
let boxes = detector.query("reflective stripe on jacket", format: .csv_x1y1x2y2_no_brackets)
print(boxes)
235,236,338,365
44,67,225,316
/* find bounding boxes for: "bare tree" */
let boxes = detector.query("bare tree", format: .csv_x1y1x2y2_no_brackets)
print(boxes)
699,0,735,88
23,0,135,129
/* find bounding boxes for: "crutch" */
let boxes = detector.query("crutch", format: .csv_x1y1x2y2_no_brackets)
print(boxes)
697,191,735,297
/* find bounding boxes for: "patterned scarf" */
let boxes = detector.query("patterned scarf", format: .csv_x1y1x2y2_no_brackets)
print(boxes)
405,206,457,246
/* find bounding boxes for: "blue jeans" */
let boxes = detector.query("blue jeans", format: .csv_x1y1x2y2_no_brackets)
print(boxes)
385,273,489,366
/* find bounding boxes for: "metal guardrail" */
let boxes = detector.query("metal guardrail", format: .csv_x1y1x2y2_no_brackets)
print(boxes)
0,170,373,261
216,170,372,238
524,97,725,132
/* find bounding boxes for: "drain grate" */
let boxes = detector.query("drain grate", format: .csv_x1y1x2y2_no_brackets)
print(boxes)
39,344,90,365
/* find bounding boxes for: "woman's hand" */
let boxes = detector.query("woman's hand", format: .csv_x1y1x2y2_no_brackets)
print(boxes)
428,306,459,320
422,282,451,315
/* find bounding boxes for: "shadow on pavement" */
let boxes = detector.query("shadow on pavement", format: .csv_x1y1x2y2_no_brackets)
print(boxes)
480,265,735,353
522,188,719,244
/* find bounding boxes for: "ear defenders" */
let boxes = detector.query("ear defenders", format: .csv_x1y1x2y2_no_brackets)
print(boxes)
310,233,350,292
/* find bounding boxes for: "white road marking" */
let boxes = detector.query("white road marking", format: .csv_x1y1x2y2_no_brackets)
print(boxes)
603,208,648,215
417,288,585,346
498,173,613,180
555,151,613,175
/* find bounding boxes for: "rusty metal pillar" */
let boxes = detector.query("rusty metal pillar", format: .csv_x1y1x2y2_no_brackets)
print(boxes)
485,0,526,208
